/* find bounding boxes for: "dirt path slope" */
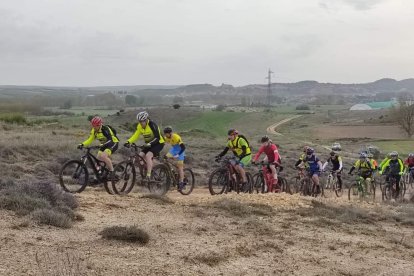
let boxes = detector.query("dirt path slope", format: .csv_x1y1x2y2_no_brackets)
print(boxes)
266,115,303,135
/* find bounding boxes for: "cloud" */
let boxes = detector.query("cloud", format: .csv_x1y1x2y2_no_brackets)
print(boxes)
320,0,387,11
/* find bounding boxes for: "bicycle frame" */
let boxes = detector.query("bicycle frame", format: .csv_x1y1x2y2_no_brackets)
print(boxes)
79,147,107,182
161,158,179,187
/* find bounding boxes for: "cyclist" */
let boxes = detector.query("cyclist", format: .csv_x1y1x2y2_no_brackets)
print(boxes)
301,147,323,194
163,126,186,191
379,151,404,199
404,153,414,177
124,111,165,181
322,151,343,190
379,153,391,172
348,152,374,193
78,116,119,175
295,146,309,169
368,153,378,170
216,129,251,191
252,135,281,187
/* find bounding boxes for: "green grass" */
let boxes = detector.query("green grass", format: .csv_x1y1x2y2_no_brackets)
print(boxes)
371,140,414,156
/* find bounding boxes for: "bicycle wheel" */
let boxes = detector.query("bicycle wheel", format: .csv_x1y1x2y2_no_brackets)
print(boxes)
280,177,293,195
382,183,392,201
208,168,228,195
300,178,310,196
311,183,324,197
334,180,343,197
239,172,253,193
367,181,376,201
179,168,195,195
112,161,136,195
348,183,360,201
252,173,264,194
59,160,88,193
290,176,300,194
149,164,171,196
102,169,115,195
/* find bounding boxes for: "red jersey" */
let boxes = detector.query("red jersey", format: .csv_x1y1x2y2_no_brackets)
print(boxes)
253,143,280,164
405,157,414,167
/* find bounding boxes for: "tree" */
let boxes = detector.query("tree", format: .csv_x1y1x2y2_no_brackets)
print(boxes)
391,101,414,137
172,104,181,110
125,95,137,106
61,100,72,109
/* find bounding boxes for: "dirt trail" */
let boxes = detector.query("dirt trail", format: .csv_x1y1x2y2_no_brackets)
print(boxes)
266,115,303,135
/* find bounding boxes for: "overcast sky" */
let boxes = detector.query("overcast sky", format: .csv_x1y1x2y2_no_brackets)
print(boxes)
0,0,413,86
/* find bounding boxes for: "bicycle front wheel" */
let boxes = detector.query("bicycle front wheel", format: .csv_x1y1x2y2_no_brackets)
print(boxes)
208,168,228,195
334,180,343,197
179,168,195,195
280,177,293,195
348,183,360,201
252,173,264,194
112,161,136,195
149,164,171,196
59,160,88,193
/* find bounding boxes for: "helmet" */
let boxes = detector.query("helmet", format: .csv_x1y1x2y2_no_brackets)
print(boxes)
227,129,238,136
331,142,341,151
367,153,374,158
330,151,335,156
390,151,398,158
260,135,270,143
409,153,414,158
359,152,367,159
163,126,173,134
137,111,149,122
303,146,309,152
306,148,314,155
91,116,103,127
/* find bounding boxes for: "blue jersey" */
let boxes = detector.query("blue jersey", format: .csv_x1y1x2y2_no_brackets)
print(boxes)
304,155,321,172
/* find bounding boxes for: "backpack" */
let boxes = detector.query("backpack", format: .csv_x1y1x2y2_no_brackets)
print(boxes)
105,125,118,138
235,134,252,150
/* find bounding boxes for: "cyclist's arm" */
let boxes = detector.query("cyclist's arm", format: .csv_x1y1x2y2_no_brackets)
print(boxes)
398,159,404,174
338,157,343,171
81,129,95,146
178,143,186,155
349,165,355,174
101,126,116,146
253,145,265,162
238,137,249,158
127,125,141,144
272,145,280,164
147,121,162,145
294,159,302,167
218,147,229,157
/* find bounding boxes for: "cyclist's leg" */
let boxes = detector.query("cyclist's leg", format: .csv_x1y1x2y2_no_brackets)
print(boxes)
146,143,164,177
311,172,320,186
337,170,343,189
237,155,251,183
395,174,401,199
364,177,371,194
97,143,118,172
269,163,278,181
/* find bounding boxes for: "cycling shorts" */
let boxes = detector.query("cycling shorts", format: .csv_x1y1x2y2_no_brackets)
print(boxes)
99,142,118,156
142,143,164,156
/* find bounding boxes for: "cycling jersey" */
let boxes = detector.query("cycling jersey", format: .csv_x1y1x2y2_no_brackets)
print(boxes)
404,157,414,168
127,120,165,145
304,154,321,173
219,135,251,158
323,155,342,171
370,159,378,170
381,158,404,175
253,143,280,164
353,159,373,171
82,125,119,146
165,133,186,161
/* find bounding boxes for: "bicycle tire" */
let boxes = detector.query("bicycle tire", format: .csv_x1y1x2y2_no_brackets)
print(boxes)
334,180,343,197
252,173,264,194
179,168,195,195
382,183,392,201
149,164,171,196
280,177,293,195
112,161,136,195
348,183,359,201
59,160,88,193
208,168,228,195
103,170,115,195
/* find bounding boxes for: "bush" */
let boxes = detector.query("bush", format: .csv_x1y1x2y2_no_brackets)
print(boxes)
214,105,226,111
0,113,27,124
99,225,150,244
295,104,310,110
0,179,79,228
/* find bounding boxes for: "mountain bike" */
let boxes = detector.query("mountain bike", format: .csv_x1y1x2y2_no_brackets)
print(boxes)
402,168,414,189
382,174,405,202
348,172,375,201
59,146,114,194
299,170,324,197
291,167,306,194
208,156,253,195
325,170,343,197
112,143,170,196
154,156,195,195
252,162,292,194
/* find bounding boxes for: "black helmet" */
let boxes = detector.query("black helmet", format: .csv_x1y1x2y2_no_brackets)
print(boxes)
306,148,314,155
330,151,335,156
261,135,270,143
227,129,238,135
163,126,173,134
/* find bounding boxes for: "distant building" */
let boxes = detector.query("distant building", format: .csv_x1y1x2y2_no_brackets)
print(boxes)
350,100,396,111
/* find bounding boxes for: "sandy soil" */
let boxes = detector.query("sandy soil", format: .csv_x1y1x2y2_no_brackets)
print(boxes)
1,187,413,276
313,125,405,140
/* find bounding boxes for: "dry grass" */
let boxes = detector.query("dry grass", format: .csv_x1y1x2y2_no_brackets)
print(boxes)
140,194,175,204
212,198,274,217
99,225,150,244
31,209,73,228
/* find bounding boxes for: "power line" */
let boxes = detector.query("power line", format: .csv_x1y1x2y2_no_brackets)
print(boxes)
265,69,274,106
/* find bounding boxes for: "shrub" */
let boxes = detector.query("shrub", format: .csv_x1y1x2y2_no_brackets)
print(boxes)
0,113,27,124
99,226,150,244
295,104,310,110
0,179,79,228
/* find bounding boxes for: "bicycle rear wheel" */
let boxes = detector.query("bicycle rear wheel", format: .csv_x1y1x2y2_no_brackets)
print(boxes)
179,168,195,195
333,180,343,197
112,161,136,195
280,177,293,195
59,160,88,193
149,164,171,196
252,173,264,194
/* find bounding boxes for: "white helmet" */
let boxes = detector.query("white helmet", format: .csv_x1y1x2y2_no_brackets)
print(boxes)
137,111,149,122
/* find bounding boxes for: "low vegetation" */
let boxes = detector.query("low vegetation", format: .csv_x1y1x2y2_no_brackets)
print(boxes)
99,225,150,244
0,179,79,228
